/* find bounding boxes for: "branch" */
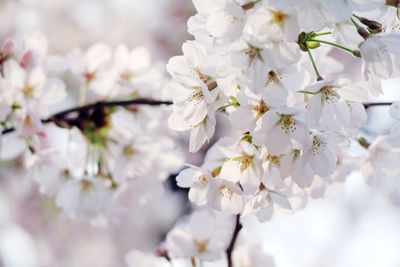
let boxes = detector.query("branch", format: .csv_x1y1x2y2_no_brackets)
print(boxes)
226,214,242,267
363,102,393,109
2,98,172,135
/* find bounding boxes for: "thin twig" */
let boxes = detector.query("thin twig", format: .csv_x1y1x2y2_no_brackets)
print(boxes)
363,102,393,109
306,47,324,81
226,214,242,267
309,38,361,57
2,98,172,134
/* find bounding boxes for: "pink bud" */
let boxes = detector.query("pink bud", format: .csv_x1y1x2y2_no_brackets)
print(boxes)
21,50,33,68
2,39,14,55
155,245,169,260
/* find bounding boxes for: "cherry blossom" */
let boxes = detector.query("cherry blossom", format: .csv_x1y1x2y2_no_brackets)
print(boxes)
1,1,400,267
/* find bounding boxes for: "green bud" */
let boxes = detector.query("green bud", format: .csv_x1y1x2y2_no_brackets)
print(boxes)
297,32,309,52
352,50,362,58
306,40,320,49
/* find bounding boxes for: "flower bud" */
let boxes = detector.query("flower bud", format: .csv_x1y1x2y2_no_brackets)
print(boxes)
297,32,309,52
356,26,370,40
306,40,320,49
358,17,383,33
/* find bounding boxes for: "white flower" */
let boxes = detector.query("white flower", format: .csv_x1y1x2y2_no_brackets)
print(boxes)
191,0,245,44
166,210,232,261
254,106,309,155
304,78,367,133
303,132,345,177
176,165,214,206
106,135,154,184
2,59,66,117
253,62,304,100
112,45,156,97
244,2,299,44
25,149,67,196
294,0,354,31
55,176,111,219
233,234,275,267
167,40,219,89
280,149,314,188
105,111,159,183
360,32,400,80
169,102,216,152
229,89,271,131
362,135,400,185
219,138,263,193
68,43,117,101
207,179,244,214
243,188,291,222
168,79,215,128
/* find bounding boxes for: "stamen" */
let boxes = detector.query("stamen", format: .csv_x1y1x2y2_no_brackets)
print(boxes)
280,114,296,133
219,185,234,199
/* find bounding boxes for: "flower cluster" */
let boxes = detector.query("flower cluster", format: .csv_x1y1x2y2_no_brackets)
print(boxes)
1,1,400,266
126,210,276,267
168,0,400,224
0,32,66,142
0,33,182,220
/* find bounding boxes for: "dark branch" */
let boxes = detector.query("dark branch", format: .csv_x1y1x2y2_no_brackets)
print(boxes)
226,214,242,267
2,98,172,135
363,102,393,109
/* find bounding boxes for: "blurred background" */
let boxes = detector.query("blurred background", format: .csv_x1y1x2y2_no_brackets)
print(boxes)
0,1,400,267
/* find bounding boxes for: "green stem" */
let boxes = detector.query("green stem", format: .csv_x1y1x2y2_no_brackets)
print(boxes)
306,47,323,81
297,90,318,95
309,38,361,57
350,17,360,28
217,99,239,112
314,31,332,37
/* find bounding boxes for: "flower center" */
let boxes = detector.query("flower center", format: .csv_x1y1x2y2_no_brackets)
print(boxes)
265,153,282,167
219,185,234,199
279,114,296,133
266,70,280,85
120,69,133,81
83,71,96,82
321,86,339,103
270,11,287,26
196,175,208,186
187,89,204,105
254,100,269,117
194,240,208,253
22,84,35,97
80,180,92,192
194,67,210,84
234,154,254,171
123,146,135,157
24,114,33,127
243,46,261,61
311,136,327,155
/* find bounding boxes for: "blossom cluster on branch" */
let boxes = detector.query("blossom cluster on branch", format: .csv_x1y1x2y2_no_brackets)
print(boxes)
164,0,400,265
0,0,400,267
0,33,182,220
